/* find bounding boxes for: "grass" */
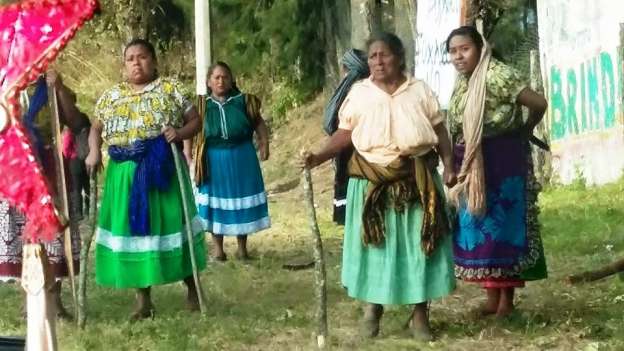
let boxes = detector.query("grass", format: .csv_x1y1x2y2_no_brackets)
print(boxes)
2,110,624,350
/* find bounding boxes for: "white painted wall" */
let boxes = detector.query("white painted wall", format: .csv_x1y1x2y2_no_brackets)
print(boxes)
413,0,461,109
538,0,624,184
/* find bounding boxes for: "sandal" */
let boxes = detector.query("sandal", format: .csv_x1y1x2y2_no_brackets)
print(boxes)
186,292,200,312
360,304,383,338
405,305,434,342
234,251,253,261
407,318,434,342
212,253,227,262
470,304,498,319
129,305,155,322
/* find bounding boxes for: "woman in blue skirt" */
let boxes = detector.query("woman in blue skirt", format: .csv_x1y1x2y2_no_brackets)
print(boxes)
195,61,270,261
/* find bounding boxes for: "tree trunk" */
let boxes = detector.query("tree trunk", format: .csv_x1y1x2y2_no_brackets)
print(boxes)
351,0,380,48
113,0,150,42
566,258,624,284
394,0,417,74
323,0,353,92
530,49,551,184
334,0,352,62
380,0,395,33
322,0,341,91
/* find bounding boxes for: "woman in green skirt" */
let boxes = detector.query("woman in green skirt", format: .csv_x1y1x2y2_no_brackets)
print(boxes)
302,32,456,340
85,39,206,320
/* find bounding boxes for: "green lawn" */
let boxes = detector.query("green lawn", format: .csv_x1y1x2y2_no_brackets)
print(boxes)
2,108,624,350
2,176,623,350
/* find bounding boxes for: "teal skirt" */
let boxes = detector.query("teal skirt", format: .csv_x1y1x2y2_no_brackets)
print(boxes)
341,177,456,305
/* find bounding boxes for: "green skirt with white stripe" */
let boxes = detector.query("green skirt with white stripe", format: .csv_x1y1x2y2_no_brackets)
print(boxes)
341,177,456,305
95,158,206,289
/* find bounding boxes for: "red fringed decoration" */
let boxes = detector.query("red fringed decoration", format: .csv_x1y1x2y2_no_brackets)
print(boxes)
0,123,60,242
1,0,101,111
0,0,100,243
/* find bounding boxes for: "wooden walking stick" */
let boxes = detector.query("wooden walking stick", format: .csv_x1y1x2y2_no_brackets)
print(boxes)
77,172,98,329
170,142,208,314
302,167,328,348
566,257,624,285
47,84,77,310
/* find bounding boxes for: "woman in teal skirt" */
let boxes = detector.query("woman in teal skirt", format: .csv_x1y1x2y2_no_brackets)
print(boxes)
85,39,206,320
302,32,456,340
194,62,270,261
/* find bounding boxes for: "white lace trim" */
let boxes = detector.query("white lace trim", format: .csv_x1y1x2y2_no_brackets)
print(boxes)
199,216,270,235
0,276,19,282
95,216,204,253
195,191,267,210
333,199,347,207
0,276,66,282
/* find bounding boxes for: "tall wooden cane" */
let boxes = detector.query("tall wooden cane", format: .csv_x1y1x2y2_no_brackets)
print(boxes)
170,141,207,314
77,172,98,329
302,167,328,348
47,85,77,311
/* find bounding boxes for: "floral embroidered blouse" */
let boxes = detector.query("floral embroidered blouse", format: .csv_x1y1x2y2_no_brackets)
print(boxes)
448,59,528,141
94,77,192,147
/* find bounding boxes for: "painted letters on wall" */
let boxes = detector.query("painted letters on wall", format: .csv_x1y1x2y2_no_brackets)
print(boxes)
538,0,624,184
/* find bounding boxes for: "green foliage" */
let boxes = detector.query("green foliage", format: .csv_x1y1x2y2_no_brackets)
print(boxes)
212,0,325,122
52,0,195,115
571,165,589,191
540,177,624,257
475,0,539,78
268,82,306,125
52,0,327,122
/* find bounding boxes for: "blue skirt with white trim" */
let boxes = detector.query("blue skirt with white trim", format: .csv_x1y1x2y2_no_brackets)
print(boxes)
195,140,270,235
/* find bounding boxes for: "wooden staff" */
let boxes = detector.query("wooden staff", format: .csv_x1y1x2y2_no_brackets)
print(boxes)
77,172,98,329
566,257,624,285
302,167,328,348
47,84,77,310
170,142,207,314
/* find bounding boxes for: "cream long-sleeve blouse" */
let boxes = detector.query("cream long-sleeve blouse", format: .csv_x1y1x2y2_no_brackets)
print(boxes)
338,76,443,166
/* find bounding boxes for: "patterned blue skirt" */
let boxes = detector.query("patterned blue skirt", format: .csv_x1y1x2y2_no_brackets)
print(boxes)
453,133,546,282
195,140,270,235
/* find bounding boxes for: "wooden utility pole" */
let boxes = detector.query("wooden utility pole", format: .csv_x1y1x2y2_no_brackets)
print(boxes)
192,0,211,184
195,0,212,97
187,0,212,315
